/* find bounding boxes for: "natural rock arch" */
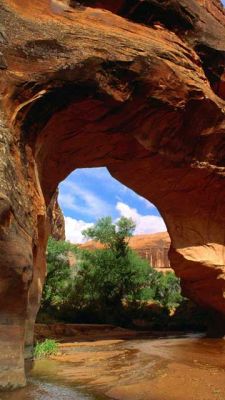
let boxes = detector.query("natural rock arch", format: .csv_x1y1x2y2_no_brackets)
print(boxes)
0,0,225,389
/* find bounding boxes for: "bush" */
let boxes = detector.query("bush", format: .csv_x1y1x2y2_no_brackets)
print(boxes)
34,339,59,359
148,270,183,310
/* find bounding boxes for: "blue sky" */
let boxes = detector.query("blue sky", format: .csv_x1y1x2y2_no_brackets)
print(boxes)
58,167,166,243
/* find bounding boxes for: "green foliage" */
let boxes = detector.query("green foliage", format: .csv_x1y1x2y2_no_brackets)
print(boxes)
42,237,78,308
154,271,183,309
79,217,150,310
137,269,183,309
68,248,151,310
34,339,58,359
40,222,184,328
82,216,135,257
82,217,116,247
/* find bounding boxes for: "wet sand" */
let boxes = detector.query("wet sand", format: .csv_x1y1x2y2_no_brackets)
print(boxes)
2,333,225,400
35,334,225,400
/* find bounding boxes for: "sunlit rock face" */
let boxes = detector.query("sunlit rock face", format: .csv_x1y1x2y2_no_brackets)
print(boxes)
0,0,225,389
48,190,65,241
129,233,171,272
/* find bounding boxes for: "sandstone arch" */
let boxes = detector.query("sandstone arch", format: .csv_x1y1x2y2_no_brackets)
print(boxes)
0,0,225,389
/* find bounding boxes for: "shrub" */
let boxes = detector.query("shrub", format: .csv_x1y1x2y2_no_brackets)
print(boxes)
34,339,59,359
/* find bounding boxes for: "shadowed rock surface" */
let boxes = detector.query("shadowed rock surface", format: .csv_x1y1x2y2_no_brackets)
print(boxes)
0,0,225,389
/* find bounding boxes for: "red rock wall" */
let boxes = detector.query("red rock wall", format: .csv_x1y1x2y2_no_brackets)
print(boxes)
0,0,225,389
136,247,170,271
129,233,171,271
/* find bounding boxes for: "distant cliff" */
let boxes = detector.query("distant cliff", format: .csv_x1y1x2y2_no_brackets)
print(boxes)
80,232,171,271
128,232,171,271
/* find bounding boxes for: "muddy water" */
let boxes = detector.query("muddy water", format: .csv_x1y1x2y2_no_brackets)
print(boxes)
0,361,108,400
0,379,106,400
1,334,225,400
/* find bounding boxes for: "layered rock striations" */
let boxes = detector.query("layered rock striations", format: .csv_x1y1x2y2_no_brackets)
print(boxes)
0,0,225,389
129,233,171,271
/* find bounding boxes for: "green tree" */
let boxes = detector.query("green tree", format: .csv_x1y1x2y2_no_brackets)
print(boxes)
154,271,183,309
82,216,135,257
74,248,150,308
81,217,183,310
42,237,77,308
40,223,184,326
80,217,150,309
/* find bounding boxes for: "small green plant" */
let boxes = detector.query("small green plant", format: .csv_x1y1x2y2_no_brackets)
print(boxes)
34,339,59,359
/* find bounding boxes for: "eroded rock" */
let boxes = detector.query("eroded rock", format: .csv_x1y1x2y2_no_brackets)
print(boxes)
0,0,225,389
48,190,65,241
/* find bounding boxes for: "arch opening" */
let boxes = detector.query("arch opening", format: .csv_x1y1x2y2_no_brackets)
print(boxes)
0,78,225,390
37,166,180,328
58,167,167,244
30,87,225,317
14,81,225,371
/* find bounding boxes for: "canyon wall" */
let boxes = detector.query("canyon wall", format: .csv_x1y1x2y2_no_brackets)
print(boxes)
81,232,171,272
0,0,225,389
129,233,171,272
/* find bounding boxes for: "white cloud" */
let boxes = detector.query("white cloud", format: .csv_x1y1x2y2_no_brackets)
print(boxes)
64,202,166,243
116,202,166,234
59,180,112,219
64,217,93,243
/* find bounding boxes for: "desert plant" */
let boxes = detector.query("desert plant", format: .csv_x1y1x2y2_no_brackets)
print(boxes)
34,339,59,358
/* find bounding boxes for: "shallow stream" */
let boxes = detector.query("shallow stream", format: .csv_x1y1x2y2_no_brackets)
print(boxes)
1,333,225,400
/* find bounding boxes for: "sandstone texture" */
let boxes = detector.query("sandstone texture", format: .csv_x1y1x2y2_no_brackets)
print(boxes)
81,232,171,271
0,0,225,389
48,190,65,241
129,232,171,271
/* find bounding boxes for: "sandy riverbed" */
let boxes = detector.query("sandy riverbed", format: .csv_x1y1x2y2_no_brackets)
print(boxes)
2,332,225,400
33,333,225,400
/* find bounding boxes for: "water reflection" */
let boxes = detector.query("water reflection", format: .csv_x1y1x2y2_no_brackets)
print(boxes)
0,373,106,400
1,380,99,400
49,0,66,15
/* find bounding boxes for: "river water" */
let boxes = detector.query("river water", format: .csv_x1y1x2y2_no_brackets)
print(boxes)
0,362,108,400
1,333,225,400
